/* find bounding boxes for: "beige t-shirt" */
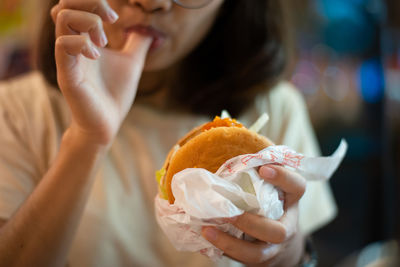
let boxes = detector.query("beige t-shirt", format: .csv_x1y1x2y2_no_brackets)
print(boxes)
0,72,337,267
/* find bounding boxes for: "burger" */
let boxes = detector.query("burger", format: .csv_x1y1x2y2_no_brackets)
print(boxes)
156,116,274,204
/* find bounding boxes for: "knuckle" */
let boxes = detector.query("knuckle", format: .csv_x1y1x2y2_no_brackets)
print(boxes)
274,225,287,243
299,184,306,197
55,36,66,48
297,177,306,197
57,9,71,24
282,168,292,183
248,250,265,264
94,15,103,29
236,214,250,228
90,4,101,14
50,4,59,16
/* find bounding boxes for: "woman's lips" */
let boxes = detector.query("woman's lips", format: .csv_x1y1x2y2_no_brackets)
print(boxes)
125,25,166,51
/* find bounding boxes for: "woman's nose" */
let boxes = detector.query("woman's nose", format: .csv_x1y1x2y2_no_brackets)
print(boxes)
128,0,172,13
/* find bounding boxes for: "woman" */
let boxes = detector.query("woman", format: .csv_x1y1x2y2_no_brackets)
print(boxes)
0,0,336,266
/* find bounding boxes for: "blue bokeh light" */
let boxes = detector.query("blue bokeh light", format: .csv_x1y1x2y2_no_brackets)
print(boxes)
315,0,378,54
358,58,385,103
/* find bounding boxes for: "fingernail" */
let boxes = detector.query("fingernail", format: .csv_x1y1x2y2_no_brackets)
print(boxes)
203,227,217,241
92,47,100,58
100,31,108,47
260,166,276,179
108,9,119,22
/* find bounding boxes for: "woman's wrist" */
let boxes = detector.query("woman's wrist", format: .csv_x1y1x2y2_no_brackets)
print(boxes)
63,125,114,152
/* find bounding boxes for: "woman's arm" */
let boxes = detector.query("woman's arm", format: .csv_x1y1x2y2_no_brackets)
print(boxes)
0,0,151,265
0,128,107,267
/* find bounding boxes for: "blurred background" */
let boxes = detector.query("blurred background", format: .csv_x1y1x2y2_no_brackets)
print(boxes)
0,0,399,266
289,0,400,265
0,0,42,80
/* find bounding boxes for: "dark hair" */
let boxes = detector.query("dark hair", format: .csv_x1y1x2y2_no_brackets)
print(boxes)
36,0,292,117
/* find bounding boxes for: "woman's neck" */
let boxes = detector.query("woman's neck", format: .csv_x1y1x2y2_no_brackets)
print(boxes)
138,70,166,96
136,65,178,109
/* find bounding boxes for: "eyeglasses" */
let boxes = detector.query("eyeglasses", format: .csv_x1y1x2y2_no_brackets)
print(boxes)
173,0,213,9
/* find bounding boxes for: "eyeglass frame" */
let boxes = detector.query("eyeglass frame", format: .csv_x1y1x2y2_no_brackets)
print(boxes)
173,0,213,9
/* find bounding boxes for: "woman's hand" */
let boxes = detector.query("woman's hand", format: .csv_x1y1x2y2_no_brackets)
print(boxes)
202,165,307,267
51,0,152,146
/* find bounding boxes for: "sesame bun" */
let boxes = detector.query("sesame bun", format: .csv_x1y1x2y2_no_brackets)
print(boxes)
157,117,273,204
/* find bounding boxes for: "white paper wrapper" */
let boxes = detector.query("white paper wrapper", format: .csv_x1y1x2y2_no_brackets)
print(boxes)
155,139,348,260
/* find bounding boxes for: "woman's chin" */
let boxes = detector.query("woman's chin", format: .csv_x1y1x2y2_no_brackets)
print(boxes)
143,57,171,72
143,46,183,72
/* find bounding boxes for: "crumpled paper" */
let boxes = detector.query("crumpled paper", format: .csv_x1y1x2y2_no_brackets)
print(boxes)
155,139,347,260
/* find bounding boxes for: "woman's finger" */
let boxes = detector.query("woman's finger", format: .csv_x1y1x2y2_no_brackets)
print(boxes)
56,9,107,47
57,0,118,23
55,35,100,109
55,35,100,65
278,204,299,238
259,165,306,207
51,4,61,24
227,212,287,244
122,33,152,57
201,227,281,265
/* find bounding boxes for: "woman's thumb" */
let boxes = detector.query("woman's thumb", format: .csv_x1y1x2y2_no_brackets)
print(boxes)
122,33,152,59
